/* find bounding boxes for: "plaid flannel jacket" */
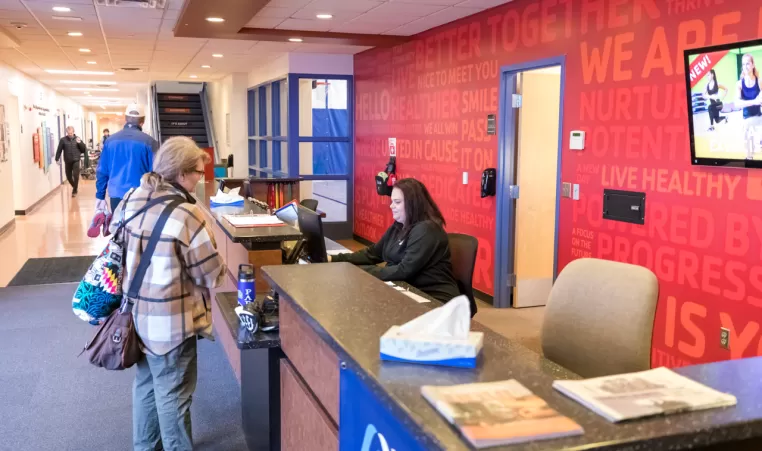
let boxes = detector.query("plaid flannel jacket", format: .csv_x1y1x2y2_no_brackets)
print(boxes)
110,183,226,355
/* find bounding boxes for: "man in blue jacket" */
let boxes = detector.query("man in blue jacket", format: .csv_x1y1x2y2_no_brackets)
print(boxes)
95,103,158,212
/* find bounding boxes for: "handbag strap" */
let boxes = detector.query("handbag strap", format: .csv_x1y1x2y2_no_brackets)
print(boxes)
115,194,183,236
126,197,185,299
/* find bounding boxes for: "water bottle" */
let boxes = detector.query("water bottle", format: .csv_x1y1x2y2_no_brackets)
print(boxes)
237,264,255,307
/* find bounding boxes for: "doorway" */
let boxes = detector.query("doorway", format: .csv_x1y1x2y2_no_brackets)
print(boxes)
494,57,565,309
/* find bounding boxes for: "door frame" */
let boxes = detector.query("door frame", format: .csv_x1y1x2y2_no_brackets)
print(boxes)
493,55,567,308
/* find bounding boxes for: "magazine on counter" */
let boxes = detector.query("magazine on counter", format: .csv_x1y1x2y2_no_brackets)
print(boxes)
421,380,583,448
552,367,737,423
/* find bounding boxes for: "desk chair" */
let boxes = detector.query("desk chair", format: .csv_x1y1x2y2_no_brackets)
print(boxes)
541,258,659,378
447,233,478,318
300,199,319,212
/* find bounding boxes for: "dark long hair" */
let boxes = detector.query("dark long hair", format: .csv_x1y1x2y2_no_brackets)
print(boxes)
393,178,446,231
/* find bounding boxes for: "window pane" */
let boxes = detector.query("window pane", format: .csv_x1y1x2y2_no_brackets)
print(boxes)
298,142,349,176
280,79,288,137
248,139,257,167
250,89,258,137
259,140,268,169
258,86,266,138
266,84,273,137
300,180,347,223
298,79,349,138
273,141,284,173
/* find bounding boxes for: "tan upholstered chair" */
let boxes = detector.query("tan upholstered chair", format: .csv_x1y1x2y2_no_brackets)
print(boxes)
541,258,659,378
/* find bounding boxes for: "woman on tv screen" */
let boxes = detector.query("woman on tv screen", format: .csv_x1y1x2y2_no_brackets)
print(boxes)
703,69,728,131
735,54,762,159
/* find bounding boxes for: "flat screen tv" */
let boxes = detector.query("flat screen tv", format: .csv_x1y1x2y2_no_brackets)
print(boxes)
685,38,762,168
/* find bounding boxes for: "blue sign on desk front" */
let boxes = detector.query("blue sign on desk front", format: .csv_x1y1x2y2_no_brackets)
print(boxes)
340,365,430,451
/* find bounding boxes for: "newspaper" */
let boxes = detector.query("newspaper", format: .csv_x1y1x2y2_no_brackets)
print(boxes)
553,367,737,423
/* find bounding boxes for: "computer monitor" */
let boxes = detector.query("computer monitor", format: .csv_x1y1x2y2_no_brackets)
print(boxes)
274,201,299,228
297,207,328,263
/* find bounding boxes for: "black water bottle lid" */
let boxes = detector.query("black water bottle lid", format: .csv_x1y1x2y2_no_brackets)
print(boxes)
239,264,254,278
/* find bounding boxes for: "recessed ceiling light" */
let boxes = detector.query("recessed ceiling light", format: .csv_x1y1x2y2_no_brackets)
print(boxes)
316,14,333,19
189,75,198,78
60,80,116,85
67,31,82,37
206,17,224,23
70,88,119,92
52,6,71,13
78,48,90,53
212,53,223,58
87,61,96,65
289,38,303,42
47,70,114,75
201,65,210,68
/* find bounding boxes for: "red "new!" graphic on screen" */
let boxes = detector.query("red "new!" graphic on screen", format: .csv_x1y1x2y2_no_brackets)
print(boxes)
688,51,730,88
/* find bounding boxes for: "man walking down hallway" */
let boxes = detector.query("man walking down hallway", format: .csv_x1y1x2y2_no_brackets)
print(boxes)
55,126,86,197
95,103,158,213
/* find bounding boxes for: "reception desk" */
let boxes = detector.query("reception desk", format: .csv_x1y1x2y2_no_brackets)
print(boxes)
193,180,300,294
261,263,762,451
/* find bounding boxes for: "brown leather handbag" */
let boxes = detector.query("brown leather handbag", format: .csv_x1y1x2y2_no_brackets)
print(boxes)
80,197,184,370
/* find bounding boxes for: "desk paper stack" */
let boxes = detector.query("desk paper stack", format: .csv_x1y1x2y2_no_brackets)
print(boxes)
380,295,483,368
223,214,284,228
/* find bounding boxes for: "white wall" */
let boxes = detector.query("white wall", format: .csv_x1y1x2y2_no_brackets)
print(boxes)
248,54,289,88
154,81,202,94
288,53,353,75
207,73,248,177
0,63,84,216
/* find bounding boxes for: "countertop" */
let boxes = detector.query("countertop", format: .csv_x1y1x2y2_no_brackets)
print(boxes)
194,181,301,245
262,262,762,451
213,292,280,350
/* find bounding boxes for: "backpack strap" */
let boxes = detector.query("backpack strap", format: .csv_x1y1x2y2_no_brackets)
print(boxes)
126,197,185,299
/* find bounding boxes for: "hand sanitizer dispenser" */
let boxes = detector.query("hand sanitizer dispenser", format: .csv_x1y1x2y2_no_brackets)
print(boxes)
570,131,585,150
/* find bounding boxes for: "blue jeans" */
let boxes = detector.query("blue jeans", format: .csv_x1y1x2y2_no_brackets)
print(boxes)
110,197,122,214
133,337,198,451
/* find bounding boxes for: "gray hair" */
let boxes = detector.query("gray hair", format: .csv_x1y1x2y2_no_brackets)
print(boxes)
141,136,209,191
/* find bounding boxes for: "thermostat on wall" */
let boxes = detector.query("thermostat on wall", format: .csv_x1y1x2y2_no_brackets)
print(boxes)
570,130,585,150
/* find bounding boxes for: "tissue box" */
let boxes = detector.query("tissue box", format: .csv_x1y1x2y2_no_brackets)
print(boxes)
380,326,484,368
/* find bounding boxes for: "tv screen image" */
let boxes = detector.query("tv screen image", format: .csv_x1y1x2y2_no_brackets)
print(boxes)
686,39,762,167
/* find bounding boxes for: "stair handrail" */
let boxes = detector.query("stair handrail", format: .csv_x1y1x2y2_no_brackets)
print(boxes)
200,82,219,162
151,83,162,142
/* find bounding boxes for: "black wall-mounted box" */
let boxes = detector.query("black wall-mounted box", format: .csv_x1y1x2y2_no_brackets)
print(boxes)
603,189,645,225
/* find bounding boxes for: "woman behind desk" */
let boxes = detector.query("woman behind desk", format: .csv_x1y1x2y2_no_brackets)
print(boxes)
331,178,474,315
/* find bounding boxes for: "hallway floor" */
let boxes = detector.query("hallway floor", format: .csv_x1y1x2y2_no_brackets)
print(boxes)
0,181,545,354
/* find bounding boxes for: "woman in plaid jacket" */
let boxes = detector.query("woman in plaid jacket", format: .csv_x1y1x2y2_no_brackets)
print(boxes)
109,136,225,451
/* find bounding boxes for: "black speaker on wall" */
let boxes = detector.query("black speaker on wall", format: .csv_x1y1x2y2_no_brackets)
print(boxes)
602,189,646,225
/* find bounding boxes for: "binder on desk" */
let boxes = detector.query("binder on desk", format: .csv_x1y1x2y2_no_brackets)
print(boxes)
223,214,285,228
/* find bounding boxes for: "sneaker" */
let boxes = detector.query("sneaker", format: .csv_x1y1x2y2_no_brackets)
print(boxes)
88,211,106,238
72,191,77,198
102,213,113,237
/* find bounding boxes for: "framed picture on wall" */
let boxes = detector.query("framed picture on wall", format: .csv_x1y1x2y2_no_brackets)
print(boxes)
32,129,40,164
0,104,6,162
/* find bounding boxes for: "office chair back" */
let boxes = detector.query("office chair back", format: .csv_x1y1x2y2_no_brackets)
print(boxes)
300,199,319,212
541,258,659,378
447,233,478,317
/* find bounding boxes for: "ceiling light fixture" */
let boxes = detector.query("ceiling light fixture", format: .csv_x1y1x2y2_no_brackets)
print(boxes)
201,65,210,68
206,17,224,23
289,38,303,42
78,48,91,53
212,53,223,58
47,70,114,75
67,31,82,36
87,61,96,64
316,14,333,19
52,6,71,13
70,88,119,92
60,80,116,84
189,75,198,78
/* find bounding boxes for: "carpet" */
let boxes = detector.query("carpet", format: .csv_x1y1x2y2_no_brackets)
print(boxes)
0,283,246,451
7,256,96,287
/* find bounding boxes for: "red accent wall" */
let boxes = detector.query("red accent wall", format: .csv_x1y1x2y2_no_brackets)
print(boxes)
354,0,762,367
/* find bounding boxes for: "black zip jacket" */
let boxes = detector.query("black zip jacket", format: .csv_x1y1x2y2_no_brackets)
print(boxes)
55,135,86,163
333,220,461,304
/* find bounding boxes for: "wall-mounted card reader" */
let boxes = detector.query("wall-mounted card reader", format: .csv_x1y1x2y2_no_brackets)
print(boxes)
570,130,585,150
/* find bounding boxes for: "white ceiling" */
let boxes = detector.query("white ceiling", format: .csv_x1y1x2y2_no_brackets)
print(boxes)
0,0,513,108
